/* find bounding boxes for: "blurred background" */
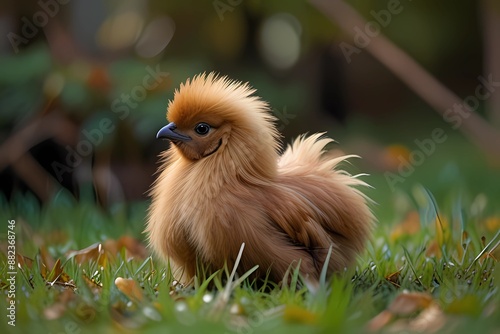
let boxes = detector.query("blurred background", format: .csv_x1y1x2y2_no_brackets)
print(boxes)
1,0,499,222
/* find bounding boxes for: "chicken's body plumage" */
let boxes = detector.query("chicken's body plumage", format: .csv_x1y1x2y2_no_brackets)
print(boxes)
146,73,374,284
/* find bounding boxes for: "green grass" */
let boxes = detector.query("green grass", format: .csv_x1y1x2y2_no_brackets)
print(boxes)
1,126,500,333
1,182,499,334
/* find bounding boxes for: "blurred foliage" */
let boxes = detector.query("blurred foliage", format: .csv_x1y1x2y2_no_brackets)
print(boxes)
0,0,496,207
0,0,484,136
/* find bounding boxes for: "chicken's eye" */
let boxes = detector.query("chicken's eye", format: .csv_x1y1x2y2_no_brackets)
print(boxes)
194,123,211,136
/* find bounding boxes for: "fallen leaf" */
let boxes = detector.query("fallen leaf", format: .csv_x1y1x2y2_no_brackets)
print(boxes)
367,291,436,332
39,246,56,274
66,243,106,266
387,291,433,315
115,277,144,303
17,254,34,269
66,237,146,266
47,259,69,282
104,236,147,260
390,303,446,333
385,269,401,288
82,271,103,294
41,258,76,290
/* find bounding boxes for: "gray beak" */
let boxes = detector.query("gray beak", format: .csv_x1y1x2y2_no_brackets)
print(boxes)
156,122,192,142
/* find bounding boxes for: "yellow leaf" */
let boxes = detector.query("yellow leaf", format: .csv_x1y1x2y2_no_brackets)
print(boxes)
115,277,144,303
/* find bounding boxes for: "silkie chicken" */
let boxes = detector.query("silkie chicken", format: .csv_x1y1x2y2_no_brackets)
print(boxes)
146,73,374,284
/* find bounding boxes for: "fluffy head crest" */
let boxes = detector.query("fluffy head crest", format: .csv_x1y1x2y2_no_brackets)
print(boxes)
166,72,275,133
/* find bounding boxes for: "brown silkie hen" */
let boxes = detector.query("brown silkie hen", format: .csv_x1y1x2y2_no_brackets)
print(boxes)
146,73,374,284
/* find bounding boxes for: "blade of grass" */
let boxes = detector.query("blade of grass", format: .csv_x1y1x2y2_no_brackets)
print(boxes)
402,246,424,287
466,230,500,272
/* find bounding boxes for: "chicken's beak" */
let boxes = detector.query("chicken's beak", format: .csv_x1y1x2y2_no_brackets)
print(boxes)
156,122,192,142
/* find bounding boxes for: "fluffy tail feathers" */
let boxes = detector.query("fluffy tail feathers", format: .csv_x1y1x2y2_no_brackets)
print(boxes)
278,133,370,188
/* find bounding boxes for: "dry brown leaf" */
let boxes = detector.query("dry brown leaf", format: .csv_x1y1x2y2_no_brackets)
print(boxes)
37,247,74,289
37,253,49,281
66,243,106,266
391,211,420,241
388,291,433,315
39,246,56,273
115,277,144,303
46,259,69,282
66,237,146,266
82,272,103,294
367,291,436,332
17,254,34,269
116,235,148,259
385,269,401,288
104,236,147,260
389,303,446,333
43,258,76,290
